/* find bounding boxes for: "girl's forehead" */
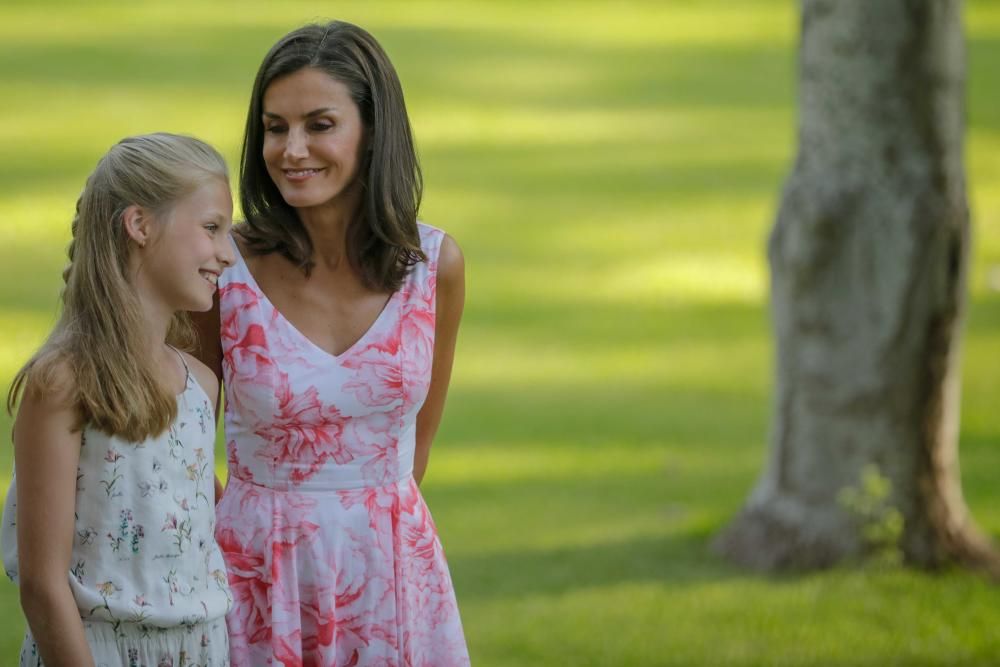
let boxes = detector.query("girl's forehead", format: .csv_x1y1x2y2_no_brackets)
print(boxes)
168,179,232,216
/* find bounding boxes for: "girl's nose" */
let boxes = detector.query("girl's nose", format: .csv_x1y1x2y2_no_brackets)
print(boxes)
218,239,236,267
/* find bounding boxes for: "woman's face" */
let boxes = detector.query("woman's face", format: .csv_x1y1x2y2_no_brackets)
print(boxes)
261,67,367,213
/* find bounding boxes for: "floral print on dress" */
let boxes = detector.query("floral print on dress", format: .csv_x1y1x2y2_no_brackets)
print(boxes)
216,223,470,666
101,448,126,498
18,617,228,667
0,353,231,665
253,374,350,483
108,509,144,555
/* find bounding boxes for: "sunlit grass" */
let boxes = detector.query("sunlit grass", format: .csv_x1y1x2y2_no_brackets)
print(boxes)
600,254,767,303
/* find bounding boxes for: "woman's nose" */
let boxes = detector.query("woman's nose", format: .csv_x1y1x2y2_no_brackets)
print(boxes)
284,128,308,160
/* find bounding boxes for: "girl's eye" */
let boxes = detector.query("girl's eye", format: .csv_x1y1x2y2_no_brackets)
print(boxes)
205,223,219,233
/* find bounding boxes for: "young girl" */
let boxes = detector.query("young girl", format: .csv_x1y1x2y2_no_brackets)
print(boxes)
1,133,236,666
194,21,470,665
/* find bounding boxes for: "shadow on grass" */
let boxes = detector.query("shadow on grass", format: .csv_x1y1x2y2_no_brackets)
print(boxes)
440,382,768,451
449,531,735,601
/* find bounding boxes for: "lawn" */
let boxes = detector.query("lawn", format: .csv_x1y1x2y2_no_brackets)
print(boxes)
1,1,999,665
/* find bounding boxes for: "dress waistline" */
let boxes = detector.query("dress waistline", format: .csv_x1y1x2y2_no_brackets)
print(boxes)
226,468,414,493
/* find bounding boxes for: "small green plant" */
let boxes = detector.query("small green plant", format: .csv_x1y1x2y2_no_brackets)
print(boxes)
837,463,905,568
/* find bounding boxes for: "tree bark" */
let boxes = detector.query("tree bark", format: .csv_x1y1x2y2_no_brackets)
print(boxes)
714,0,998,571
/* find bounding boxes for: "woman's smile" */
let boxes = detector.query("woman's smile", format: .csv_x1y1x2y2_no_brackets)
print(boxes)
281,167,326,183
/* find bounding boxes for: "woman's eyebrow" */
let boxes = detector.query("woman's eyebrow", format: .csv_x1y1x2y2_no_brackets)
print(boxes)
262,107,337,119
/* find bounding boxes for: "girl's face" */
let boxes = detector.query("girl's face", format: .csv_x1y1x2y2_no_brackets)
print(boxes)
142,179,234,312
261,67,367,214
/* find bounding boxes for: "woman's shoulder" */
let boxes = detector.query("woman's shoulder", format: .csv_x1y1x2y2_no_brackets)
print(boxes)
437,233,463,280
416,221,462,276
417,220,444,235
416,221,454,262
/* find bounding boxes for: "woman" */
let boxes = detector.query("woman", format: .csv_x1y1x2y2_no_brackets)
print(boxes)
195,20,470,667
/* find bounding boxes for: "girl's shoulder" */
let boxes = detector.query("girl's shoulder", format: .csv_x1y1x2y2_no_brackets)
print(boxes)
12,351,81,445
18,350,77,412
178,350,219,405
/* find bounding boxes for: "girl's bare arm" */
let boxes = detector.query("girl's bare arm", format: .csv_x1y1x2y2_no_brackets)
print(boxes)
14,367,95,667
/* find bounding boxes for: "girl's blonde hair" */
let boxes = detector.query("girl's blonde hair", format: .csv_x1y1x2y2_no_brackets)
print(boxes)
8,133,229,441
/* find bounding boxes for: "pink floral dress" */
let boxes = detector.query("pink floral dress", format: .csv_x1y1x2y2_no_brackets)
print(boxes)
214,223,470,666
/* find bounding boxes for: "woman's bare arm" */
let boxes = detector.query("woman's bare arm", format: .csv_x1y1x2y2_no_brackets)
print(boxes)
414,234,465,485
189,296,223,389
189,297,226,499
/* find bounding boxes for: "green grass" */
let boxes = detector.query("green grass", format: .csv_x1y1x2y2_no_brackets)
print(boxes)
1,1,999,665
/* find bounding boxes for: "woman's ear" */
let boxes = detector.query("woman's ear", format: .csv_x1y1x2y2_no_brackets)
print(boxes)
122,205,151,248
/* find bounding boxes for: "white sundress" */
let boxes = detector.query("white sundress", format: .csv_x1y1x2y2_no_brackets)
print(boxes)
1,351,231,666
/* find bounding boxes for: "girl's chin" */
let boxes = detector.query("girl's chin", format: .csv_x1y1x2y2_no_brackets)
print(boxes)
177,290,215,313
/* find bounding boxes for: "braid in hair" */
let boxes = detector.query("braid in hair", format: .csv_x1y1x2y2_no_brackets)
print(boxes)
62,191,84,287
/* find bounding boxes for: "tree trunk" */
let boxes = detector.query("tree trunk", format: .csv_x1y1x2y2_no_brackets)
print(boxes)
714,0,998,571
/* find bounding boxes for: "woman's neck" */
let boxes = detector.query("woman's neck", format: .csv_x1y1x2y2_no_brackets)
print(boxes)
297,190,362,273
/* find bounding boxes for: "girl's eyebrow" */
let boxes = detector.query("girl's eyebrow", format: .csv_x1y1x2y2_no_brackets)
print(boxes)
262,108,337,120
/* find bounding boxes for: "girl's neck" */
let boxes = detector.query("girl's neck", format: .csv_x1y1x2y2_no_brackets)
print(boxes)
137,295,173,354
135,294,186,392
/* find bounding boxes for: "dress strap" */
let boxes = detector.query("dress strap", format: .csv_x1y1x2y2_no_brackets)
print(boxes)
167,345,191,391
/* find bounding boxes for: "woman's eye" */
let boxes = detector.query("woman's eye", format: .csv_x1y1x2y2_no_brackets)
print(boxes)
311,122,334,131
264,125,287,134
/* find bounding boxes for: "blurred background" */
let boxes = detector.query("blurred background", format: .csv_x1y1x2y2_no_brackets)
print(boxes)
0,1,998,664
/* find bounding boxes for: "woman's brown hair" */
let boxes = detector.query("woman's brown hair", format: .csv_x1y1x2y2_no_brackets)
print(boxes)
8,133,229,441
239,21,425,291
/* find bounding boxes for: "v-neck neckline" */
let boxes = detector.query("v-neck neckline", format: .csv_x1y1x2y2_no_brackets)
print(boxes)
231,237,398,362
